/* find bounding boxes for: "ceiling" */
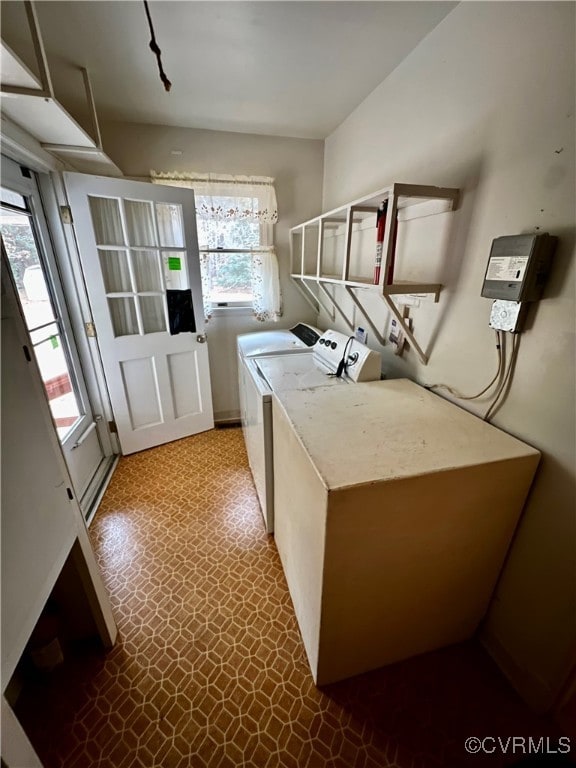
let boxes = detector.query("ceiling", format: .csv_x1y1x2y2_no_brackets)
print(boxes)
1,1,457,140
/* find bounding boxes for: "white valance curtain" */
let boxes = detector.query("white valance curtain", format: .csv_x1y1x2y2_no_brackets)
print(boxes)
151,171,282,322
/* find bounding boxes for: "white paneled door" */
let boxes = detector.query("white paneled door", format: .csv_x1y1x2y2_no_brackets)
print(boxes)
65,173,213,455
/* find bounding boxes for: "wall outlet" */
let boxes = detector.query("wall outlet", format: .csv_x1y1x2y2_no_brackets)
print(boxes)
355,326,367,344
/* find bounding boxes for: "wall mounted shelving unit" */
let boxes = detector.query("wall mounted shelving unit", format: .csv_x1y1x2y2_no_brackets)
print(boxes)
290,183,459,364
0,2,121,177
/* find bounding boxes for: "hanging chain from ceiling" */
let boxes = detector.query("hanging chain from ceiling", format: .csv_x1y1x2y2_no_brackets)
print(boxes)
143,0,172,92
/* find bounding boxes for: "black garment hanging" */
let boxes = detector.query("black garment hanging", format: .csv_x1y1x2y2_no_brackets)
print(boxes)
166,289,196,335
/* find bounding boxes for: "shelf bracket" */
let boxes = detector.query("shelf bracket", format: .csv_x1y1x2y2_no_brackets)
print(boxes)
312,281,336,320
382,293,429,365
292,277,321,315
345,286,387,346
318,282,354,332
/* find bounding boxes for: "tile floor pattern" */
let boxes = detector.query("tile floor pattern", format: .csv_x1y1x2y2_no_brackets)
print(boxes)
16,428,567,768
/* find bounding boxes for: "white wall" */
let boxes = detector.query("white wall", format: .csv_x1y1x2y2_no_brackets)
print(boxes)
101,122,324,420
1,251,117,767
321,2,575,709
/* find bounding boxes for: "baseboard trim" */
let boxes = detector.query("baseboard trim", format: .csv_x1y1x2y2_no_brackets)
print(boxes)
215,419,242,428
214,409,241,425
84,455,119,527
481,630,555,712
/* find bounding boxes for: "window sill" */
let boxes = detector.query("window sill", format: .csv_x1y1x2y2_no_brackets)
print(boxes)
210,305,254,318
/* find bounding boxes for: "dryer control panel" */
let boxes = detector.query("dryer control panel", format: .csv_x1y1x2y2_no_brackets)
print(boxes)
315,330,381,382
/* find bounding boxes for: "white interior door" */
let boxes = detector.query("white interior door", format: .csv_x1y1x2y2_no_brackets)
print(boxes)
64,173,213,455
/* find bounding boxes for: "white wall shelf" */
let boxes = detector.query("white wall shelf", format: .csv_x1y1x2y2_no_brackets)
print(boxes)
290,182,459,364
1,23,122,177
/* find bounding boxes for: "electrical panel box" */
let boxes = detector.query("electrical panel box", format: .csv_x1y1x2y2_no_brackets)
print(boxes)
489,300,527,333
481,233,556,301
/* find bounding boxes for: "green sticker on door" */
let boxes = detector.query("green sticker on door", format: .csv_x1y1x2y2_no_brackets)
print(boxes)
168,257,182,271
50,336,59,349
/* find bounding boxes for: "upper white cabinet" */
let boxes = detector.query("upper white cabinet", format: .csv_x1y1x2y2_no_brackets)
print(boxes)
0,3,121,176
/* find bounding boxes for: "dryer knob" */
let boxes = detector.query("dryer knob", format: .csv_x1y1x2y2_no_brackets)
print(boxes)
331,341,337,349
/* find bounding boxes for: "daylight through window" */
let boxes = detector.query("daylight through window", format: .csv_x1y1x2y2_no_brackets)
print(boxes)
151,172,282,322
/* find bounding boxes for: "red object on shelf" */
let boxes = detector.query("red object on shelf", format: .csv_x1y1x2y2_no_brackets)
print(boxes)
373,202,387,284
387,215,399,285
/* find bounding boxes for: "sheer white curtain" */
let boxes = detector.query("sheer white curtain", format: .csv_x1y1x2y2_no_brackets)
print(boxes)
250,247,282,322
151,171,282,322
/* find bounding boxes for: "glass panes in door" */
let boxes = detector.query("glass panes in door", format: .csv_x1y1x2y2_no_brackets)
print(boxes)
88,197,190,337
99,249,132,292
0,201,83,440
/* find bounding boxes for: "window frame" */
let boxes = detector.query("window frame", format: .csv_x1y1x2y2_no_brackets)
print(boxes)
0,171,90,445
197,213,268,311
150,173,279,320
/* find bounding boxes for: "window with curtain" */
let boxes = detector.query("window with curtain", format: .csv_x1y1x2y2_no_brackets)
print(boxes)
151,171,282,322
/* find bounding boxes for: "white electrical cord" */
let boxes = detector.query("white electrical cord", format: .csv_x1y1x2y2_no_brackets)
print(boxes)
426,331,504,401
483,333,521,422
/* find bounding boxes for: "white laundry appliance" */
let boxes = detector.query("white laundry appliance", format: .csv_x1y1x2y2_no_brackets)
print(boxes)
271,379,541,685
236,322,320,359
238,329,381,533
237,323,320,533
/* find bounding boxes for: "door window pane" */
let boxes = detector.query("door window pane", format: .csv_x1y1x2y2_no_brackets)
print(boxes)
132,250,162,292
140,295,166,334
88,196,125,246
1,208,56,328
30,321,60,346
33,334,82,440
156,202,184,247
108,297,139,336
125,200,157,247
99,249,132,293
2,192,84,444
162,250,188,290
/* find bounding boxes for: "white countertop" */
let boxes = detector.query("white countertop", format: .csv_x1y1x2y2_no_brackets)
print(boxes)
273,379,540,490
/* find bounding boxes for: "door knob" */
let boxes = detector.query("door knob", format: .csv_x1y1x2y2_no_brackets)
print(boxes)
196,334,207,344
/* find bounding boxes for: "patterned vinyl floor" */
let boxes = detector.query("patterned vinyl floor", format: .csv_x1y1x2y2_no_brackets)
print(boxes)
15,427,565,767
